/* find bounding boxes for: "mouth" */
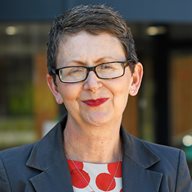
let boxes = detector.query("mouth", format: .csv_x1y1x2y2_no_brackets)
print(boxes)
82,98,109,107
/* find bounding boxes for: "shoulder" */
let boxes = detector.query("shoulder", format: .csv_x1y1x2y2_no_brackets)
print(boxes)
142,139,181,158
0,143,36,191
0,143,35,170
136,134,184,166
0,119,65,192
141,139,192,190
122,130,192,190
122,128,181,159
0,117,65,167
0,143,34,156
122,129,186,170
0,143,35,160
0,117,64,164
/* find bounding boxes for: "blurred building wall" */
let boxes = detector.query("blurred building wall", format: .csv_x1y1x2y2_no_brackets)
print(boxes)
1,0,192,22
1,1,192,172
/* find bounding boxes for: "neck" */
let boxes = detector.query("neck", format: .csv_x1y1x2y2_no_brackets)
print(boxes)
63,117,122,163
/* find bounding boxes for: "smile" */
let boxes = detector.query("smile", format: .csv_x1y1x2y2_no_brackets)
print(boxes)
82,98,109,107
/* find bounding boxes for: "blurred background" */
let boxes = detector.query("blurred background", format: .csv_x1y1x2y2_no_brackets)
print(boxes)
0,0,192,174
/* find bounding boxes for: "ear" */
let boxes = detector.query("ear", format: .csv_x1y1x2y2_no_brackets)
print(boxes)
46,74,63,104
129,62,143,96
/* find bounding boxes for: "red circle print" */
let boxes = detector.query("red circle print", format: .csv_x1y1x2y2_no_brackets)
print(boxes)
96,173,116,191
120,189,123,192
71,169,90,188
108,162,122,177
68,160,83,171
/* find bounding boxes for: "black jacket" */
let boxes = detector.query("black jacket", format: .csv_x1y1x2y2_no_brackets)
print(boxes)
0,116,191,191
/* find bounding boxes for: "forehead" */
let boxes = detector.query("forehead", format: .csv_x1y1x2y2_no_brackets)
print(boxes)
57,31,126,66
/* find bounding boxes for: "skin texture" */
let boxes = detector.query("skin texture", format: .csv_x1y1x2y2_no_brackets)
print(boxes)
47,31,143,163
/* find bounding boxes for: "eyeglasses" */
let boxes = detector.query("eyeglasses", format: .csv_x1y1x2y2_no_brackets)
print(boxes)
51,61,130,83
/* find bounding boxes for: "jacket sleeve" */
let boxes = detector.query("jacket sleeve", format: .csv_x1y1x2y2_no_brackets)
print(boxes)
175,150,192,192
0,156,11,192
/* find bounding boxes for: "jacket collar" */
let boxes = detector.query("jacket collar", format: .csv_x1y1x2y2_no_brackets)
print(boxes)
26,117,66,171
25,115,162,192
25,116,74,192
121,128,160,168
121,128,163,191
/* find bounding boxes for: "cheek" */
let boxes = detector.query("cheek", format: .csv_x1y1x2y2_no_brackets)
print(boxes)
114,86,129,105
110,77,131,109
58,84,81,106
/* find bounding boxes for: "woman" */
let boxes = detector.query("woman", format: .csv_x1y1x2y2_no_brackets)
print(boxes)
0,4,191,192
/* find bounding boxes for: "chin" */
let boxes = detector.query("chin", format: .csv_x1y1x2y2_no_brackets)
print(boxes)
83,112,114,127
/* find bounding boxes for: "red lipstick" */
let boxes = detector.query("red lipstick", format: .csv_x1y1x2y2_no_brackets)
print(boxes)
82,98,109,107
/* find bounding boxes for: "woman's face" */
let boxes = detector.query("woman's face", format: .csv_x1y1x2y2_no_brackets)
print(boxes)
47,31,143,127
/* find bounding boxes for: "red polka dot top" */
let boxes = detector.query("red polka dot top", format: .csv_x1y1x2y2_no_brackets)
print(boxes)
67,160,122,192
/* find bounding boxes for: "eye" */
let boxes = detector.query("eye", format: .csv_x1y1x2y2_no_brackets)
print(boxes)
100,63,120,70
101,64,112,69
64,67,85,76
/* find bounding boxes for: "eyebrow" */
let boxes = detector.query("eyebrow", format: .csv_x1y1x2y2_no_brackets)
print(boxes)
95,57,115,64
68,57,121,66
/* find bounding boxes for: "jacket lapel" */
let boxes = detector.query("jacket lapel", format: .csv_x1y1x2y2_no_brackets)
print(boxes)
25,163,73,192
121,129,163,192
25,117,73,192
24,116,163,192
122,155,163,192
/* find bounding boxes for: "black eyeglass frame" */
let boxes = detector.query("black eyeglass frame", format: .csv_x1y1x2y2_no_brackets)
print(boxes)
51,60,132,83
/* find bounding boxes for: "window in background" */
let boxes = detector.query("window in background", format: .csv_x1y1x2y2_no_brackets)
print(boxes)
0,23,58,149
170,50,192,171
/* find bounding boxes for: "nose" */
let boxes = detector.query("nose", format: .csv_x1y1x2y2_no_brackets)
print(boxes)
83,71,102,92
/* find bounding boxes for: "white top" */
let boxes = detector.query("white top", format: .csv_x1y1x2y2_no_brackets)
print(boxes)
67,160,123,192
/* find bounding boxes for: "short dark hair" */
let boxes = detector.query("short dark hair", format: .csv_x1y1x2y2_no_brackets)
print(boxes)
47,4,138,78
